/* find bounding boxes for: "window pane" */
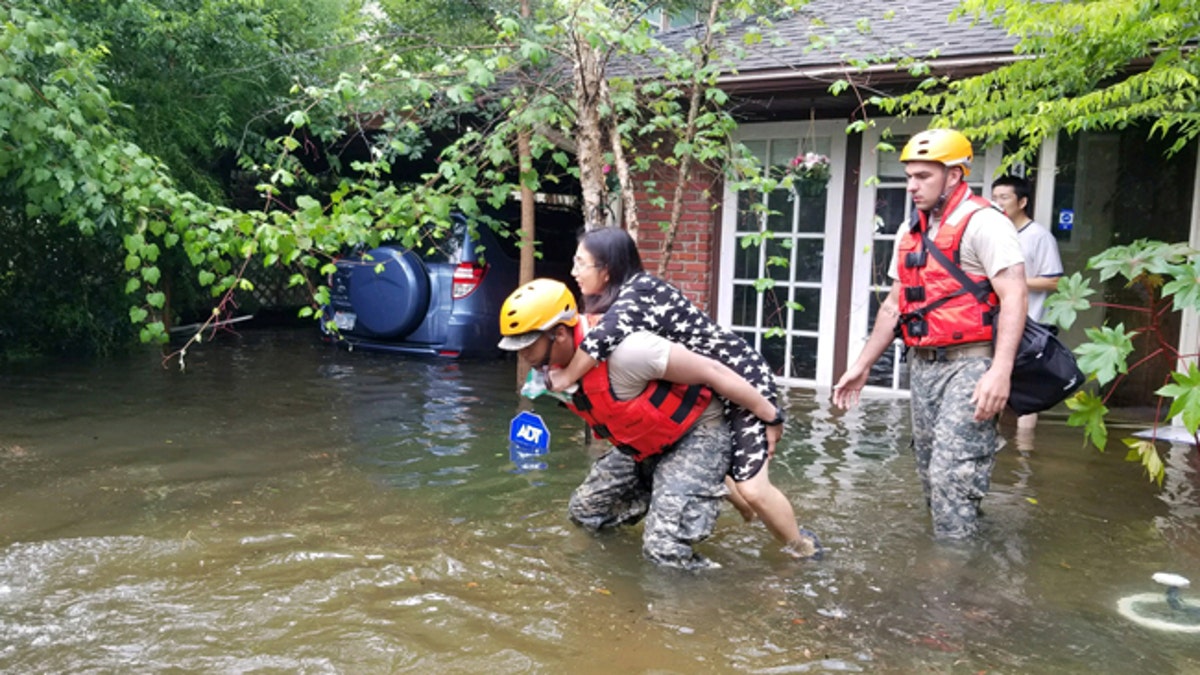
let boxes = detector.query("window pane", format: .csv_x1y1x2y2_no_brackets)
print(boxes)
736,190,761,231
871,238,893,288
766,237,791,282
791,287,821,331
762,287,787,330
878,135,908,180
789,335,818,379
792,238,823,283
731,284,758,327
875,187,908,236
769,138,799,173
733,237,760,279
795,186,827,233
766,189,792,232
760,332,786,376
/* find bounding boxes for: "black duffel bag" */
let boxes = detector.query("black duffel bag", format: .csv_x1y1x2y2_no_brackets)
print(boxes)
914,230,1085,415
1007,319,1085,415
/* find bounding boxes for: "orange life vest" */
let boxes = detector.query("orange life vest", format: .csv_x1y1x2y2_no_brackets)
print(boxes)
563,318,714,461
896,183,1000,347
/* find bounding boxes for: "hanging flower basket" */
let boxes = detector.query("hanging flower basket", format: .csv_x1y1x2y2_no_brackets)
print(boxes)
788,151,831,198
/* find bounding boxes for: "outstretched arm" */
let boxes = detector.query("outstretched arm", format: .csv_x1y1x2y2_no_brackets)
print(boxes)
832,283,902,410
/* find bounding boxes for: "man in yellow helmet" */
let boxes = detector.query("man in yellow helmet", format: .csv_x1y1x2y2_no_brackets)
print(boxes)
833,128,1028,539
498,279,820,569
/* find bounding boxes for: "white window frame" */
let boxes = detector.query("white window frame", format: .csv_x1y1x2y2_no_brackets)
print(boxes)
718,120,849,386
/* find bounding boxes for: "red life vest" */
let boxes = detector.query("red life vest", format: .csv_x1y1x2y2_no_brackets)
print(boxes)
896,183,1000,347
563,318,714,461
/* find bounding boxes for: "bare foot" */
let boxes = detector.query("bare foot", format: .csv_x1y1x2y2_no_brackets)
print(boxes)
782,528,823,560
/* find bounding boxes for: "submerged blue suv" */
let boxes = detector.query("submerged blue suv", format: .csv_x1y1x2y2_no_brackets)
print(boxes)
322,205,581,357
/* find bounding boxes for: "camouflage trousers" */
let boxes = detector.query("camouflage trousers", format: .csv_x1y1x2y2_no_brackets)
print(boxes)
909,355,999,539
567,423,732,570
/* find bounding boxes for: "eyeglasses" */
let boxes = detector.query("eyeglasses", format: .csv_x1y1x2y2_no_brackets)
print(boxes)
572,256,603,271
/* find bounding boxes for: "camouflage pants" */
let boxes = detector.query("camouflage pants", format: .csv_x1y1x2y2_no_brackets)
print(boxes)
567,423,732,570
909,356,999,539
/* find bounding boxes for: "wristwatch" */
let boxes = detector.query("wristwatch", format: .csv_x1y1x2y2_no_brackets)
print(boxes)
763,406,786,426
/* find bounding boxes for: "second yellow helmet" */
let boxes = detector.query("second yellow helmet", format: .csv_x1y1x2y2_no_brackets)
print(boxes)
497,278,578,351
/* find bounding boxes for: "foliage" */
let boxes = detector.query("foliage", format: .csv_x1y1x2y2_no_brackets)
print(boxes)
1045,240,1200,485
0,0,813,361
882,0,1200,172
0,209,135,359
0,0,366,357
60,0,366,202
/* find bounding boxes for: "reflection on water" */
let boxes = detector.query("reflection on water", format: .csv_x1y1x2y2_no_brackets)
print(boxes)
1,329,1198,672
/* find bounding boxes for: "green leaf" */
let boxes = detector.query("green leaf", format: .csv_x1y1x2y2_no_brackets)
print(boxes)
1065,390,1108,451
1041,272,1094,330
1088,239,1195,283
1156,363,1200,433
1074,324,1135,386
1122,437,1165,486
1160,258,1200,312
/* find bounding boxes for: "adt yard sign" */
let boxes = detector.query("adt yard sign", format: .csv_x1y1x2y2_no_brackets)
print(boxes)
509,411,550,453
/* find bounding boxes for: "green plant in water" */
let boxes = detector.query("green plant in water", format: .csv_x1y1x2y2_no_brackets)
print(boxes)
1044,239,1200,485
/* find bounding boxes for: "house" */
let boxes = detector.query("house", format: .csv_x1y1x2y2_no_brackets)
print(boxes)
633,0,1198,405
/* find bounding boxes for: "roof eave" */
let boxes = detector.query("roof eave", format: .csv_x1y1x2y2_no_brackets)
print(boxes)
716,53,1030,95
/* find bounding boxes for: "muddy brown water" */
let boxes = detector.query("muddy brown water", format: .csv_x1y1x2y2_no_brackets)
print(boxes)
1,328,1197,673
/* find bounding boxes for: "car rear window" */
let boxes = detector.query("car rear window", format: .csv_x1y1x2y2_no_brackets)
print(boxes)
416,204,582,265
481,204,582,262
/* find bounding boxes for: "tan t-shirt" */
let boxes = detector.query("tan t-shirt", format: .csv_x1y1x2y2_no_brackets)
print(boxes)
888,195,1024,281
606,331,724,426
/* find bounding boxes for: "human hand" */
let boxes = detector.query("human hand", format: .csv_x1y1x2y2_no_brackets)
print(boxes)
545,368,574,392
832,367,868,409
971,367,1011,421
765,423,782,458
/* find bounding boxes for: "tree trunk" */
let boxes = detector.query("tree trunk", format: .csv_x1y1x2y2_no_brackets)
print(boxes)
657,0,722,274
572,26,608,231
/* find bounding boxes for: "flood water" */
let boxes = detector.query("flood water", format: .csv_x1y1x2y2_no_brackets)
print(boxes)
2,327,1198,673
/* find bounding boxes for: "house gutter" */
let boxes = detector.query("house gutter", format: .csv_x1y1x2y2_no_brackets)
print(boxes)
714,53,1031,92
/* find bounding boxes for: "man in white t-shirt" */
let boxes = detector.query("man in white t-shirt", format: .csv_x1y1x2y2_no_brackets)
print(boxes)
991,175,1064,322
992,175,1064,430
833,129,1028,539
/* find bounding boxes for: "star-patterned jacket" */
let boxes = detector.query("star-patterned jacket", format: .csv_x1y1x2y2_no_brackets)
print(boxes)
580,271,779,481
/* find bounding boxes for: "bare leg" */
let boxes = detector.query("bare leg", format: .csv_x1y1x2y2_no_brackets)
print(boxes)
725,476,756,522
734,459,819,557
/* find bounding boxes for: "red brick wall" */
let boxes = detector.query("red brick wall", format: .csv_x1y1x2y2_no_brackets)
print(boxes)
629,164,722,314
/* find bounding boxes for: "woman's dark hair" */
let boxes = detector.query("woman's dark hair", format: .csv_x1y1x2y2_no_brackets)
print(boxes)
578,227,644,313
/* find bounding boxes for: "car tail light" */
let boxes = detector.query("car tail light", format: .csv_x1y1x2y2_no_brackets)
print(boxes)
452,262,486,299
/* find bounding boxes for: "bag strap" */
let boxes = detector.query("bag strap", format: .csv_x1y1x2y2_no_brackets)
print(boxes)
920,231,994,304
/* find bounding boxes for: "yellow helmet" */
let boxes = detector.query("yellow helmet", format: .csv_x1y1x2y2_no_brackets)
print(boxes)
900,129,973,176
497,278,579,351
